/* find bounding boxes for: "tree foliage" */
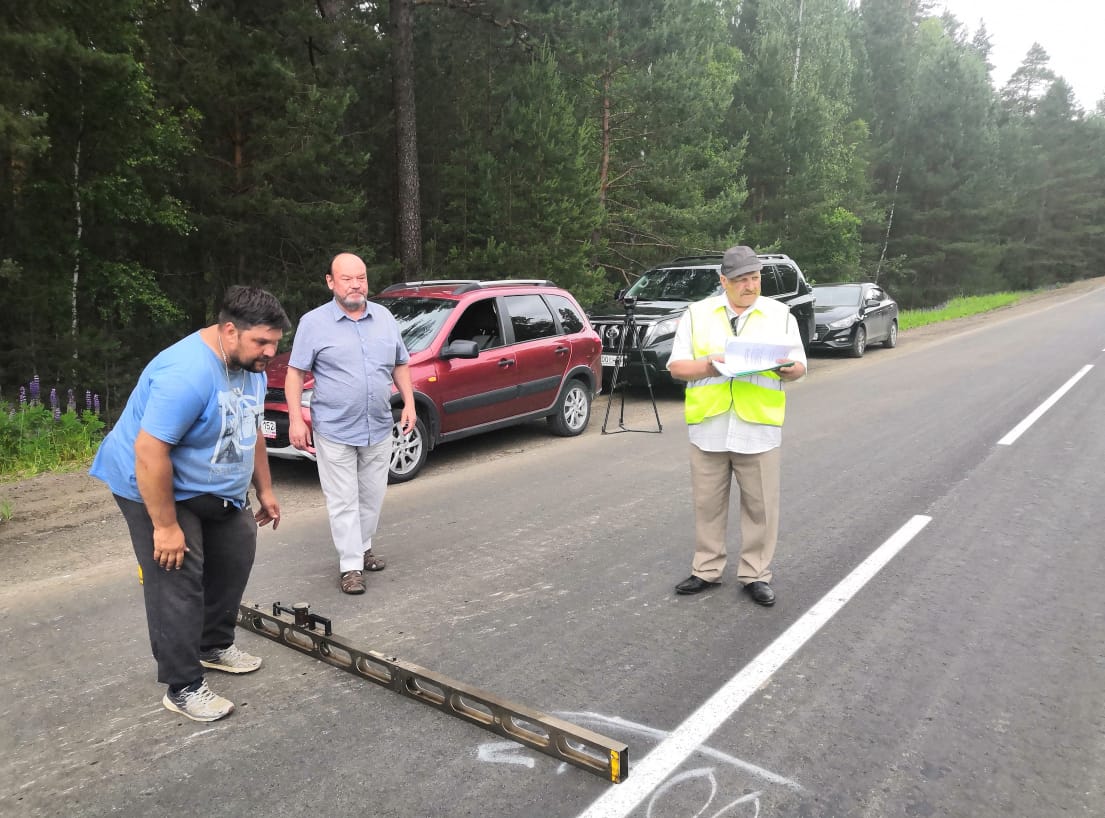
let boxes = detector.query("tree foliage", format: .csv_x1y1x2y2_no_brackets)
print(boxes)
2,0,1103,403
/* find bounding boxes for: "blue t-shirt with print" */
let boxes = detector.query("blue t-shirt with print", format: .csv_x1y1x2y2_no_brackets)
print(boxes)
90,331,266,507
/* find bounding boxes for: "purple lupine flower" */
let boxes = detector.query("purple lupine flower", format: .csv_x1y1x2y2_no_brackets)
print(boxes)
19,386,27,406
49,387,58,410
85,390,92,410
53,405,61,421
93,394,101,414
30,375,40,403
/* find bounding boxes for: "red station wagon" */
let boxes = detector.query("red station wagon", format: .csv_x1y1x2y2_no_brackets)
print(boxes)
263,279,602,482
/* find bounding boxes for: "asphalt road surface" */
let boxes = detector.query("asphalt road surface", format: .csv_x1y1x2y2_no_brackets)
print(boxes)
3,283,1105,818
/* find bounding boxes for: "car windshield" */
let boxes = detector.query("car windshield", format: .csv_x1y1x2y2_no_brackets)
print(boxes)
373,296,455,353
813,285,862,308
625,267,722,301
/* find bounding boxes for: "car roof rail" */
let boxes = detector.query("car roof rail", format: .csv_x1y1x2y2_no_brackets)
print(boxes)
480,279,557,288
378,278,558,295
756,253,791,261
377,279,479,294
450,279,558,293
668,255,723,264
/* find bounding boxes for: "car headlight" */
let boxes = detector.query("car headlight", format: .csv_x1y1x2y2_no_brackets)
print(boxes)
645,317,680,344
301,388,314,408
828,315,857,330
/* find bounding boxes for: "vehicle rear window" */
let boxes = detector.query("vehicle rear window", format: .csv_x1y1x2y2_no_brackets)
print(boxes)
504,294,556,342
759,267,782,297
545,294,585,334
775,264,799,294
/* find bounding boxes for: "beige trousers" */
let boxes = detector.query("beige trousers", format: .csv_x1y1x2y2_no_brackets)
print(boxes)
689,444,781,585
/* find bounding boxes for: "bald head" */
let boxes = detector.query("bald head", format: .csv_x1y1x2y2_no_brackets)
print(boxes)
331,252,366,277
327,253,369,315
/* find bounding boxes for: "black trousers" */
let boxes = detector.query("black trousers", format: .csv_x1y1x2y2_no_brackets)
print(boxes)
115,494,257,686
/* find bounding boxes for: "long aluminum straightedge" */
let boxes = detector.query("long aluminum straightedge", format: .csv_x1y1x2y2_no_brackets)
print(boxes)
237,602,628,783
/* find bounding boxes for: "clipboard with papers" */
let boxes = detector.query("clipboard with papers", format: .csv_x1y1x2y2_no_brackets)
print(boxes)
710,336,794,378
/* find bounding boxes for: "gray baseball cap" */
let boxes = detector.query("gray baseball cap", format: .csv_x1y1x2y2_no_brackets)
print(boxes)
720,245,763,279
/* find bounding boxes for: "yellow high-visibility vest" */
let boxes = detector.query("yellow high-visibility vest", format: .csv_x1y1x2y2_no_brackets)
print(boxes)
684,298,786,426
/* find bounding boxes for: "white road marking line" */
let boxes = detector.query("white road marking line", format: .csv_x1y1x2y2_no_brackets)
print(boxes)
997,365,1093,446
576,514,932,818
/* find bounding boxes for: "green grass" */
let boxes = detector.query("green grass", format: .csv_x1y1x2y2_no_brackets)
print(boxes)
0,396,104,526
898,292,1024,331
1,394,104,482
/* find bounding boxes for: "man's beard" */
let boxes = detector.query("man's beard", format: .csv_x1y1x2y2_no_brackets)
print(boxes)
338,293,365,311
230,353,268,373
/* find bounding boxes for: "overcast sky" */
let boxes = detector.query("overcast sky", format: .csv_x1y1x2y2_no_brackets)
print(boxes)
935,0,1104,110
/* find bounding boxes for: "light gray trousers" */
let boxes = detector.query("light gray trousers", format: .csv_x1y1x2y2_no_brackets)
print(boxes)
314,432,392,572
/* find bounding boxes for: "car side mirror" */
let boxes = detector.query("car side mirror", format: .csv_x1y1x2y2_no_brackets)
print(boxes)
614,288,627,302
441,339,480,359
864,298,880,308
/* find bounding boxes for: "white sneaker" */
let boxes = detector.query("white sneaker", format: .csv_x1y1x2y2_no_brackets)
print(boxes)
162,680,234,722
199,644,262,674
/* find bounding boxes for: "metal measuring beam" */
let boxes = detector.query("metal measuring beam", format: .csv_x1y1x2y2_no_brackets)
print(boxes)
237,602,628,783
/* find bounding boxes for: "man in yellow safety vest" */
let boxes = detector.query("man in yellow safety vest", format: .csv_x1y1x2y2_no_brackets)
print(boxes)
667,246,807,606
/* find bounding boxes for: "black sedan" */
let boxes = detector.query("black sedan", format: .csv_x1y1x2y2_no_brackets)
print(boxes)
811,282,898,357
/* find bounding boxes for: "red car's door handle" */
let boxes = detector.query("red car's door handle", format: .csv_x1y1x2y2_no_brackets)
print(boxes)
498,358,516,368
555,346,569,355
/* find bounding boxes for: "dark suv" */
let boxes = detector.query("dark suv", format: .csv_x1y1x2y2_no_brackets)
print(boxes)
263,280,602,482
587,253,816,386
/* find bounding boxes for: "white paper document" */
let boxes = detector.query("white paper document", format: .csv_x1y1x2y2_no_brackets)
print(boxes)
711,336,794,378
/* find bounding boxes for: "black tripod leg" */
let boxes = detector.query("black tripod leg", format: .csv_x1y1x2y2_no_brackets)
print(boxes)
639,348,663,432
601,327,631,434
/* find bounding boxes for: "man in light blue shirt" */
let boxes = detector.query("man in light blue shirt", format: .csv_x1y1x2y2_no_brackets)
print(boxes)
283,253,416,594
91,286,291,722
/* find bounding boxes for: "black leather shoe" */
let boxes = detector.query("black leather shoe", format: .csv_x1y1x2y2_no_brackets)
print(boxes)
743,581,776,606
675,575,718,595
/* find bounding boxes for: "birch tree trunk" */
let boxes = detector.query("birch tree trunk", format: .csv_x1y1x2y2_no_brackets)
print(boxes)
71,93,84,365
875,166,902,283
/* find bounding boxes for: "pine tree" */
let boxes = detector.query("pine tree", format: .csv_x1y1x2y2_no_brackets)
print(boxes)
0,0,191,403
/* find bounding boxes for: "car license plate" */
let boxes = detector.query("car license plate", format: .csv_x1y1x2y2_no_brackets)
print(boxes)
261,419,277,439
600,354,625,367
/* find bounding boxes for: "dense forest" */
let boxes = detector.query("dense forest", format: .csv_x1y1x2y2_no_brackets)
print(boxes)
2,0,1103,412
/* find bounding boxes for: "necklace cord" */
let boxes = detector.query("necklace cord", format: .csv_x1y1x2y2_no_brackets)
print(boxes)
216,331,243,393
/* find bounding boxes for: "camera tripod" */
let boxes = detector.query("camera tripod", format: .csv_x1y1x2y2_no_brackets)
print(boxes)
601,301,663,435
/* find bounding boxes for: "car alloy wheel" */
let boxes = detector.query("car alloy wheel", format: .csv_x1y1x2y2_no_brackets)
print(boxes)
548,380,591,436
883,320,898,349
389,414,428,483
849,325,867,358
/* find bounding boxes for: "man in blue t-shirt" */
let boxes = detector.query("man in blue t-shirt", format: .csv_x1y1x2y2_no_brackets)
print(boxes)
91,286,291,722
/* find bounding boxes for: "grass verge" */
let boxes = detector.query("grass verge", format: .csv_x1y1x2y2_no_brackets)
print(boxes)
898,292,1023,331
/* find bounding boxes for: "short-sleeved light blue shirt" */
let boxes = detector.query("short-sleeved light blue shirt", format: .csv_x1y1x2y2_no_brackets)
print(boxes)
90,331,266,506
289,299,409,446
